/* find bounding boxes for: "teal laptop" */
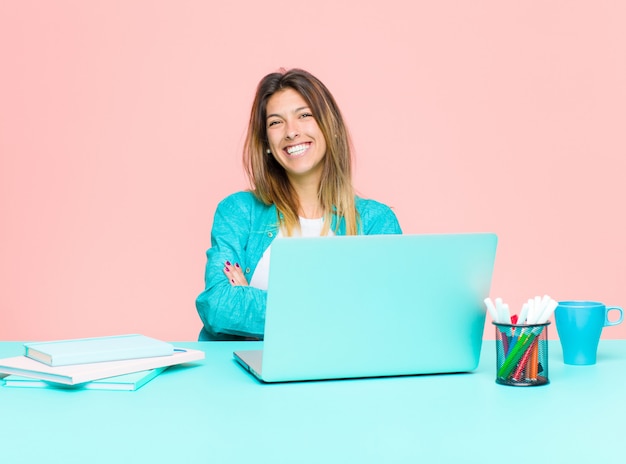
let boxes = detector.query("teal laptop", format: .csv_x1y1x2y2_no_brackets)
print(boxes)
234,233,498,382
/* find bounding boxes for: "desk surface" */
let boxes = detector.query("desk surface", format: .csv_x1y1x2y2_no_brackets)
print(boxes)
1,340,625,463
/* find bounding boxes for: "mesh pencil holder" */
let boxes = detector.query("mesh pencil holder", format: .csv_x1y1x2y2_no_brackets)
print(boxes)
493,322,550,386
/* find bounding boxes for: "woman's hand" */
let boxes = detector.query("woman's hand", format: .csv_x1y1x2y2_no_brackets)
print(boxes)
223,261,249,287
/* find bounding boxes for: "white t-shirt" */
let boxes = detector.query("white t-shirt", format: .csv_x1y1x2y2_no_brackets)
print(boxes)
249,217,334,290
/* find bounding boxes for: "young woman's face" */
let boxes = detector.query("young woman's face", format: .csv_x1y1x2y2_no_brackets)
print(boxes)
265,88,327,184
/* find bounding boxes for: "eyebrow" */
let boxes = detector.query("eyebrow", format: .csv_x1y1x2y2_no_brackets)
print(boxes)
266,106,311,120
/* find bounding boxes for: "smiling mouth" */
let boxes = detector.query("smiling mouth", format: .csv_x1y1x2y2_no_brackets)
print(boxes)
285,143,310,156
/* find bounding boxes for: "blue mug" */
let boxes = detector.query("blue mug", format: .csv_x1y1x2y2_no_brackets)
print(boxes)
555,301,623,365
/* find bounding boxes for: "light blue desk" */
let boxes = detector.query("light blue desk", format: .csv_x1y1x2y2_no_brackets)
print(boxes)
1,340,625,463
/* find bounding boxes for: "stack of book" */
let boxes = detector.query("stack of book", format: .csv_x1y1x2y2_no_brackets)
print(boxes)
0,334,205,391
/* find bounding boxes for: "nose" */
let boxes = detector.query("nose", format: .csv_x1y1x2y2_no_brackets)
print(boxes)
284,119,300,141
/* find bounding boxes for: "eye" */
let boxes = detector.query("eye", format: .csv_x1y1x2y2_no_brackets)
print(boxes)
267,119,282,127
299,112,313,119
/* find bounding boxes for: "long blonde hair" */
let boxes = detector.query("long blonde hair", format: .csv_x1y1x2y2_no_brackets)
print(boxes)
243,68,358,236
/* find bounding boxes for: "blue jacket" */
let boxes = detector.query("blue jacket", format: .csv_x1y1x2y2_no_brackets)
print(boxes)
195,191,402,340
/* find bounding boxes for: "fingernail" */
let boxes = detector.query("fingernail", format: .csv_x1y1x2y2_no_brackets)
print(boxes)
226,261,231,266
235,263,240,268
224,266,229,272
231,279,235,284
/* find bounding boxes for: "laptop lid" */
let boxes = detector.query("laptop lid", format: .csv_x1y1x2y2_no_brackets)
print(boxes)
234,233,497,382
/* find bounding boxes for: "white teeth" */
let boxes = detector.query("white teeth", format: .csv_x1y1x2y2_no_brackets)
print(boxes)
286,143,308,155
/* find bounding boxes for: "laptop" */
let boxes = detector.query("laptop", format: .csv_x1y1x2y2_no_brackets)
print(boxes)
234,233,498,382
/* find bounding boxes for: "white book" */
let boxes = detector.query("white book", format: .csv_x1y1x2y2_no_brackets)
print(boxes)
0,348,204,385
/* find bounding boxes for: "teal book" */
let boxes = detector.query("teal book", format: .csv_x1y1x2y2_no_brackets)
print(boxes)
2,367,167,391
24,334,174,366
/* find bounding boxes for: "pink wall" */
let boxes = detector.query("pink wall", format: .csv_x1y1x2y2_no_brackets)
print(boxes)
1,1,625,341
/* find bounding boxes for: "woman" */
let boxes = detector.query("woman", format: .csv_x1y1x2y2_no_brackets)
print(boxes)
195,68,401,340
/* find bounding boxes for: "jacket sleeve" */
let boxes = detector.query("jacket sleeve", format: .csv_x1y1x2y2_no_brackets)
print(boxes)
195,195,267,339
358,199,403,235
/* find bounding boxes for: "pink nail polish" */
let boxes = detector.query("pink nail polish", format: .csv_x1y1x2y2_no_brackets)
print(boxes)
235,263,240,268
231,279,235,284
226,261,231,266
224,267,229,272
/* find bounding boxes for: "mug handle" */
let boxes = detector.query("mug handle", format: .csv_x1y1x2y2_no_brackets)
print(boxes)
605,306,624,326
